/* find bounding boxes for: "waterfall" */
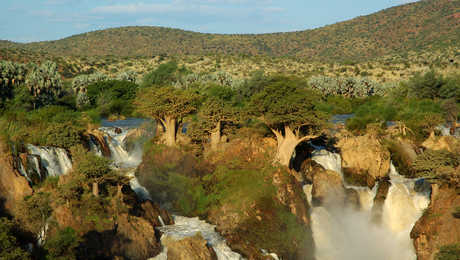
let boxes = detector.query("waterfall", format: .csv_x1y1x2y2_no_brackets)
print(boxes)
307,149,431,260
27,145,72,177
380,163,431,258
156,216,244,260
311,149,342,176
97,127,142,168
90,126,147,199
94,120,250,260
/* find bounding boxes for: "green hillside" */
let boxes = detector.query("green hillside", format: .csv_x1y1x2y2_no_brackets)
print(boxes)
1,0,459,62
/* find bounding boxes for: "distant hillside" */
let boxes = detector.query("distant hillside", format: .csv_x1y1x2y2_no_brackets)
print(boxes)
1,0,459,62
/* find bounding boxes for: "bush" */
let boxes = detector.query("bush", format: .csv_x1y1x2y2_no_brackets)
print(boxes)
346,97,396,132
0,218,30,260
407,71,444,99
85,80,138,117
45,227,80,260
74,150,112,181
436,244,460,260
316,95,354,115
412,149,460,178
141,61,179,87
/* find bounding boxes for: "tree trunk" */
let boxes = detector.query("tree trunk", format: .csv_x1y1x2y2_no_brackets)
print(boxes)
92,182,99,197
272,126,317,167
210,121,221,151
162,116,176,147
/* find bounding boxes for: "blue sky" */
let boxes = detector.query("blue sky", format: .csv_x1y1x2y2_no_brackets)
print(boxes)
1,0,417,43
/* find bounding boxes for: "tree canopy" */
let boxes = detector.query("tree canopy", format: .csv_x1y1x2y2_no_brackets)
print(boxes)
250,76,326,132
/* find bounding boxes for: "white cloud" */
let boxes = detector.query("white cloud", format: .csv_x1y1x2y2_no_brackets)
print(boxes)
92,3,185,14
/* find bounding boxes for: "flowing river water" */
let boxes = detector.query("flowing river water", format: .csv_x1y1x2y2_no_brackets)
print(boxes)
16,118,431,259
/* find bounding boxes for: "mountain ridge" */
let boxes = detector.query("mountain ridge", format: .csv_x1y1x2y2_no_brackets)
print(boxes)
1,0,459,62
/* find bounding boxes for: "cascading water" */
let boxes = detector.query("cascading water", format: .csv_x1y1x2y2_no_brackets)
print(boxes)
154,216,244,260
306,149,431,260
93,120,246,260
26,145,72,177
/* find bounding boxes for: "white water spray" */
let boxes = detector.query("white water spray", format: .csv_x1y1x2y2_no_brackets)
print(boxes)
156,216,244,260
26,145,72,177
95,122,248,260
307,150,431,260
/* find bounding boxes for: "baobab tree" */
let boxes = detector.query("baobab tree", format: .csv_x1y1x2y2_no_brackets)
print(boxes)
188,84,240,150
249,76,326,166
135,86,199,146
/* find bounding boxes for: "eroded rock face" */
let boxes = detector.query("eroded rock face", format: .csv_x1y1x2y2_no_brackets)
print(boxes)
422,135,459,153
337,135,390,188
116,213,162,260
411,183,460,260
371,179,391,223
52,182,172,260
88,129,111,157
161,234,217,260
272,168,310,225
0,142,32,211
311,169,345,207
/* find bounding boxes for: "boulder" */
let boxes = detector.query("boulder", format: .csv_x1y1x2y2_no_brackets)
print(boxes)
411,183,460,260
0,142,32,211
422,135,459,153
371,179,391,223
116,213,162,260
337,135,390,188
272,168,310,225
161,234,217,260
88,129,111,157
311,169,346,207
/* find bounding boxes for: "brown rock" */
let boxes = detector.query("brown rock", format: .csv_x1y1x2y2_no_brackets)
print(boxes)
410,183,460,260
88,130,111,157
311,169,345,207
272,168,310,225
337,134,390,188
422,135,459,153
117,213,162,260
371,179,391,223
162,234,217,260
300,158,324,184
141,200,174,226
0,142,32,211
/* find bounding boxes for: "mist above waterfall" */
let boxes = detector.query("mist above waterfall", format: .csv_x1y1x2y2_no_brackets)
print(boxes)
312,205,415,260
307,150,431,260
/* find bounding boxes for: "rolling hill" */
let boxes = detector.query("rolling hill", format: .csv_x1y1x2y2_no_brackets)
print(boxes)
1,0,459,62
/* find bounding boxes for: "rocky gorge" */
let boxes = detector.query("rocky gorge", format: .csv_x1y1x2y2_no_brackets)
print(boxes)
0,118,459,259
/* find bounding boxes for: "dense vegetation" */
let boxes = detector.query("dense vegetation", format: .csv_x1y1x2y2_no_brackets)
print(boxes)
1,34,460,258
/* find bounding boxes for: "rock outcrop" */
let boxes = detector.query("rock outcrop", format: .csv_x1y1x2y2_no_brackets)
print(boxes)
371,179,391,223
422,135,459,153
272,168,310,225
0,142,32,211
411,183,460,260
337,134,390,188
311,169,345,207
161,234,217,260
88,129,111,157
52,181,173,260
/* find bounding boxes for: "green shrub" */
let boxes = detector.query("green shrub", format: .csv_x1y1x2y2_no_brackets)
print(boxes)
316,95,353,115
412,149,460,178
436,244,460,260
85,80,138,117
141,61,179,87
0,218,30,260
45,227,80,260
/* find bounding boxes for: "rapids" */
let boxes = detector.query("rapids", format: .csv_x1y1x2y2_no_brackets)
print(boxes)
92,120,246,260
307,149,431,260
26,144,72,177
